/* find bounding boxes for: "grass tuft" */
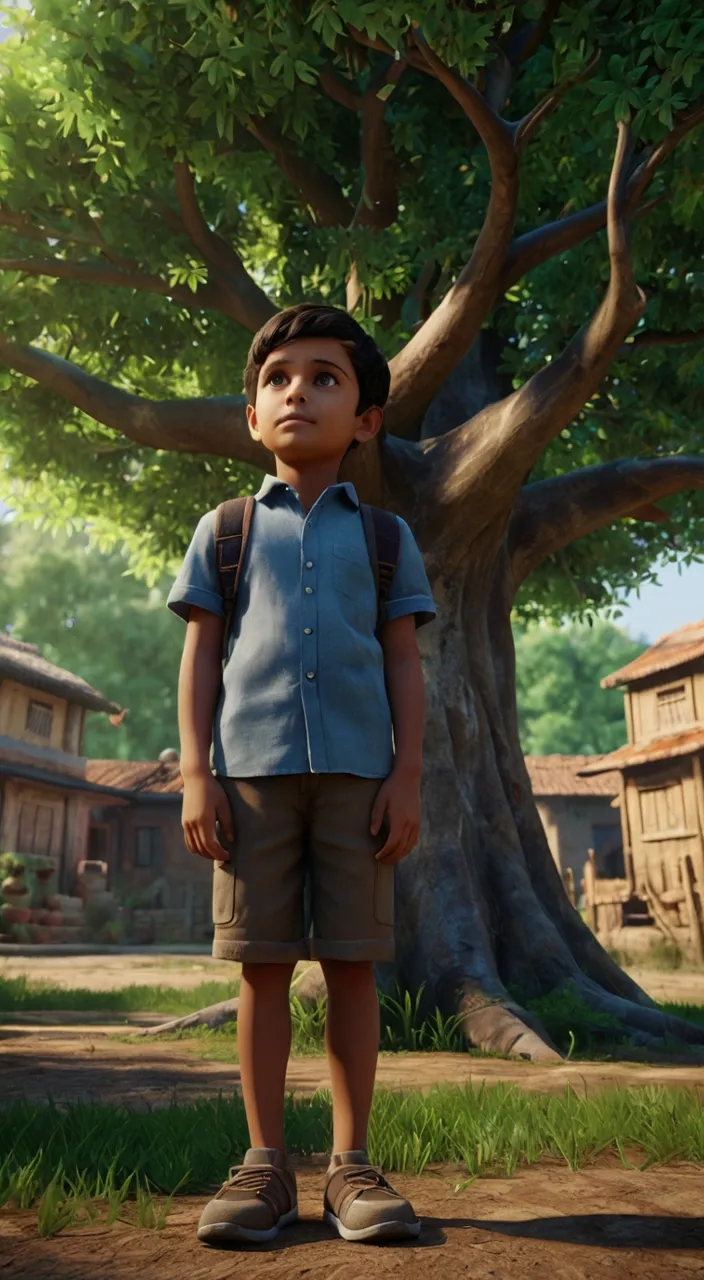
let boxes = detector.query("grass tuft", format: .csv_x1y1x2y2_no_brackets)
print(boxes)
0,975,240,1015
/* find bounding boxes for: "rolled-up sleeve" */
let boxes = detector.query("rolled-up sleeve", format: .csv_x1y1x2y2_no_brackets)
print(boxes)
166,510,225,622
385,518,436,628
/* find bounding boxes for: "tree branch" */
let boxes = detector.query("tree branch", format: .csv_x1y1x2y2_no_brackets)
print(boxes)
173,162,276,330
384,38,520,438
509,455,704,586
0,337,269,467
0,250,271,329
499,193,665,296
502,0,564,68
318,67,360,112
246,117,354,226
514,49,601,152
622,327,704,350
427,122,646,533
353,58,407,229
496,92,704,296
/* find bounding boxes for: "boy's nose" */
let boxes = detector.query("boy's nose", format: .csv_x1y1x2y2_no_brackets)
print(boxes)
286,387,307,403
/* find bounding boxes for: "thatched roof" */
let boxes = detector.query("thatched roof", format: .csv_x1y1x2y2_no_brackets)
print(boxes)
0,634,122,715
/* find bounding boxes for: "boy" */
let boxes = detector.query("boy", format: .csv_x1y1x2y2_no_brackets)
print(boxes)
167,302,435,1246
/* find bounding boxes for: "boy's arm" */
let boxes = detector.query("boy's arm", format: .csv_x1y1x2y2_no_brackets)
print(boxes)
179,606,234,860
371,614,425,863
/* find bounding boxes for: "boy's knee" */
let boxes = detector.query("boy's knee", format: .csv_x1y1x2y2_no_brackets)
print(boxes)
320,958,375,984
241,960,297,986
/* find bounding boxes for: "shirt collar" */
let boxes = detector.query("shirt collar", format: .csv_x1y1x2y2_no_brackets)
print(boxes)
255,473,360,510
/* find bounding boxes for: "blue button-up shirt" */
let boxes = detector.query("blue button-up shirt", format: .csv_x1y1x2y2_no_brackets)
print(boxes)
167,474,436,778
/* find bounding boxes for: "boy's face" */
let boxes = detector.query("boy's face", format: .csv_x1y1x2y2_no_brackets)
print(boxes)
246,337,383,464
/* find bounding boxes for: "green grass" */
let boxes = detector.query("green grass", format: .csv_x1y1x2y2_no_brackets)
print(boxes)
0,975,240,1015
1,1082,703,1231
3,973,704,1058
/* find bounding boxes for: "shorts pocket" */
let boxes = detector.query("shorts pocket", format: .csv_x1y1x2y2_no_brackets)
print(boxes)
373,858,394,927
212,858,237,927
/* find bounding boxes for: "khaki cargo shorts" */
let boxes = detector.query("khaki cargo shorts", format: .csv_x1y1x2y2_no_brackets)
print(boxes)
211,773,394,964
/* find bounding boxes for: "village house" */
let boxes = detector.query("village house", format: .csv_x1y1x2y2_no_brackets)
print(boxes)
0,634,211,943
0,633,123,890
579,618,704,960
525,755,621,894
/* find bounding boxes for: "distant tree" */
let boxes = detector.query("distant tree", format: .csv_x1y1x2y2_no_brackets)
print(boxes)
514,619,645,756
0,520,181,759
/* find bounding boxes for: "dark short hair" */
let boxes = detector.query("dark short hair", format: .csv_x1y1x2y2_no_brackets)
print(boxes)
243,303,390,414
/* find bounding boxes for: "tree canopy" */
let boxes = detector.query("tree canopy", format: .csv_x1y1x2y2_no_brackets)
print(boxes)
514,618,644,755
0,0,702,600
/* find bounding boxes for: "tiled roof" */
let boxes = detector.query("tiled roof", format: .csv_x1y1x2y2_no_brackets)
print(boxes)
85,759,183,795
0,633,122,715
578,727,704,774
525,755,620,797
602,618,704,688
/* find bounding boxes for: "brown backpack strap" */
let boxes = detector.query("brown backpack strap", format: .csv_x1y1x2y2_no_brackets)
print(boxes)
214,496,255,647
360,504,401,633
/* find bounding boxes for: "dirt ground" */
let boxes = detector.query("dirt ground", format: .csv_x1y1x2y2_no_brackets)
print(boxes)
1,1023,704,1107
3,951,704,1005
2,1160,703,1279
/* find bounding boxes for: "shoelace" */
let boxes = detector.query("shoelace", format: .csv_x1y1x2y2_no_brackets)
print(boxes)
224,1166,282,1193
340,1165,396,1194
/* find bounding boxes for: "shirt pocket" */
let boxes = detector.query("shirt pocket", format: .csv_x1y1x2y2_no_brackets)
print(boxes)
332,542,372,601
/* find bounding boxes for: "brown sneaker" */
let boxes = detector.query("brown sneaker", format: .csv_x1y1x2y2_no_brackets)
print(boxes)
197,1147,298,1245
323,1149,421,1242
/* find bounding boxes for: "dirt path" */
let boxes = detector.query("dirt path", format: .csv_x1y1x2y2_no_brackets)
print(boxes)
3,953,704,1004
1,1025,703,1107
2,1160,703,1279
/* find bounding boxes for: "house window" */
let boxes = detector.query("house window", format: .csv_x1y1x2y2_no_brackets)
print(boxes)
17,803,54,855
135,826,162,869
656,684,687,731
26,699,54,739
639,782,686,836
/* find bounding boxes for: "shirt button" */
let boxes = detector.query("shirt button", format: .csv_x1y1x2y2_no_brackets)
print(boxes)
306,670,316,680
305,561,313,569
304,627,313,635
305,586,313,594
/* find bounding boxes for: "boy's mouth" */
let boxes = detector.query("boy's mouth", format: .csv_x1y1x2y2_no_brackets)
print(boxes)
276,413,316,427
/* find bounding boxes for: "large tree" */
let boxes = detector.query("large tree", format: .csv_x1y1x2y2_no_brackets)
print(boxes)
1,1,704,1058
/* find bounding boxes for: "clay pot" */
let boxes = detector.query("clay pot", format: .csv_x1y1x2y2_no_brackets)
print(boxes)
1,906,32,926
46,911,63,927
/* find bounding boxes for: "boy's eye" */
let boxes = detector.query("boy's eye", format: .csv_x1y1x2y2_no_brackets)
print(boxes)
314,371,338,387
267,371,286,386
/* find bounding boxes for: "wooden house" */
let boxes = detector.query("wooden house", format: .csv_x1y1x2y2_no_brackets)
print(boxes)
579,619,704,961
0,636,211,944
0,633,123,892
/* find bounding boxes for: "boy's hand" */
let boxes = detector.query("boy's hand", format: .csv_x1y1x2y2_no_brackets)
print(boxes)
182,771,234,861
370,765,422,864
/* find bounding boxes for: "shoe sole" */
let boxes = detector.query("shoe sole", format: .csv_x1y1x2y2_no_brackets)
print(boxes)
197,1205,299,1244
324,1209,421,1242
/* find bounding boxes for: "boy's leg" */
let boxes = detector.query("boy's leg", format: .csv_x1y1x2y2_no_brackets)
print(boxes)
310,774,420,1241
319,957,379,1153
238,959,297,1152
197,776,308,1246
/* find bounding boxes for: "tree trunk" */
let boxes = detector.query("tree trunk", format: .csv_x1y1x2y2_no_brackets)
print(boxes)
379,523,704,1058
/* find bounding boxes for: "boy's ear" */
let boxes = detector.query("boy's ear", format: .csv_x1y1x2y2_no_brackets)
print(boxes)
353,405,384,445
246,403,261,440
